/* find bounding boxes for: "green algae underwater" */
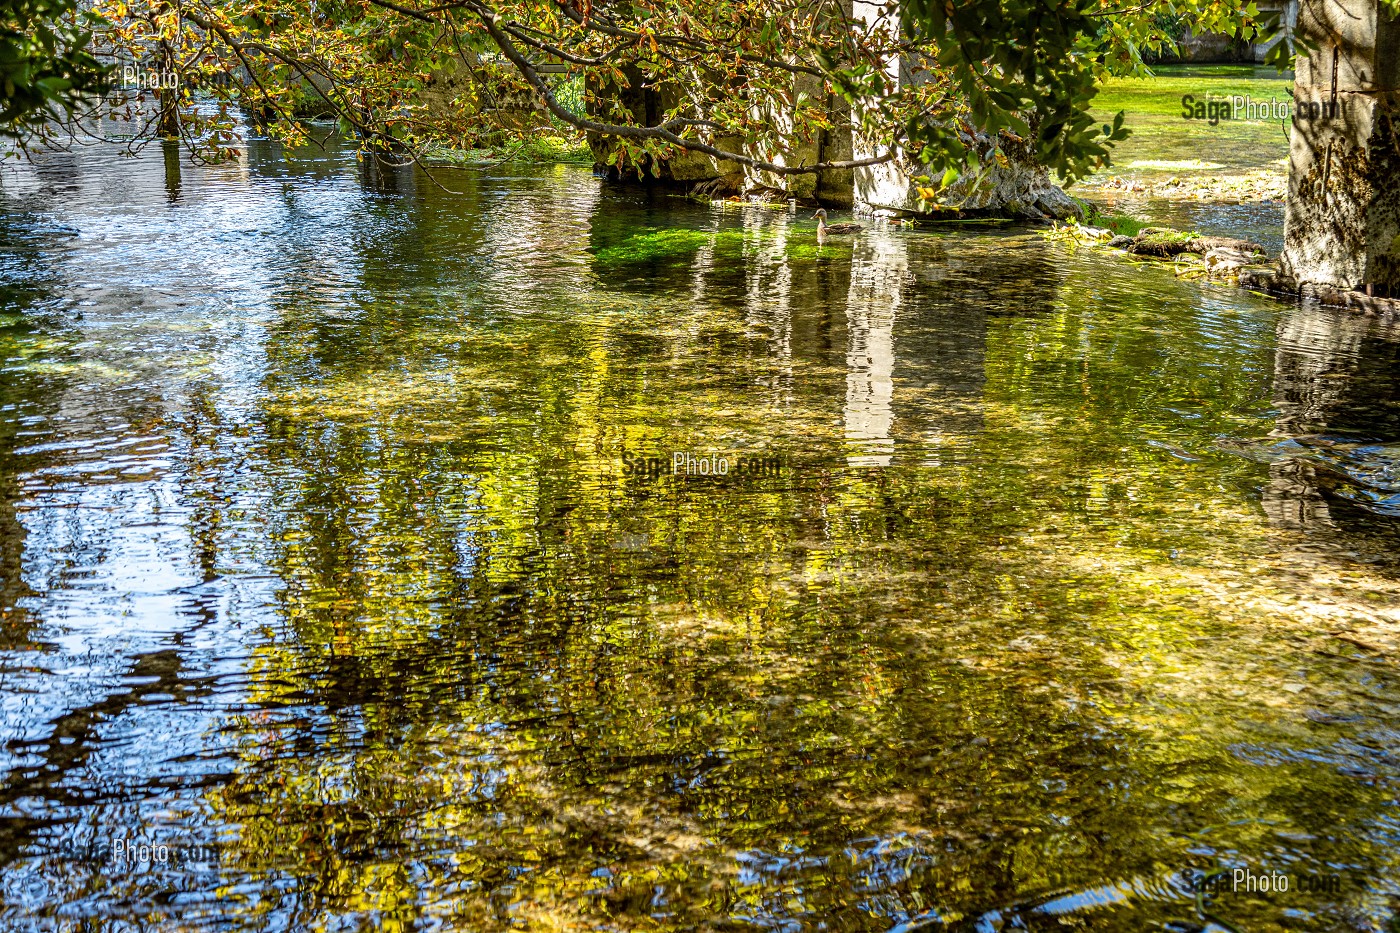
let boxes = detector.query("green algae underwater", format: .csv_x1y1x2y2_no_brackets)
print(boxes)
0,135,1399,932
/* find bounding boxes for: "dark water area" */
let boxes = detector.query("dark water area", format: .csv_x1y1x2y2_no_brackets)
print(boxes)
1,137,1400,931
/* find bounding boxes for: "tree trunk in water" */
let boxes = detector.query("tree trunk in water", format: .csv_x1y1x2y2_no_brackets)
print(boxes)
157,1,179,139
157,87,179,139
1280,0,1400,296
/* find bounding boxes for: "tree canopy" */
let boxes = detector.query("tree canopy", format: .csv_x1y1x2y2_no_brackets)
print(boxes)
23,0,1287,183
0,0,108,138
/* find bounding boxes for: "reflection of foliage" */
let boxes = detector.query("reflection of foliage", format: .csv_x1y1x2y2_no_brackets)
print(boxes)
178,193,1396,929
10,151,1399,928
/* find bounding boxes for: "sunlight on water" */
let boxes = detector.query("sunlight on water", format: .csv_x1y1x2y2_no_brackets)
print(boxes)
0,135,1398,931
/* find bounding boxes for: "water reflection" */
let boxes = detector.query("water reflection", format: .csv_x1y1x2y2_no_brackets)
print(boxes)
161,139,182,203
1253,303,1400,556
0,138,1399,932
844,235,901,465
1273,302,1400,439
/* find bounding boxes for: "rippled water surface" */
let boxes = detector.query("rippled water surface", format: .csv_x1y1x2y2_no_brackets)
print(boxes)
2,138,1400,931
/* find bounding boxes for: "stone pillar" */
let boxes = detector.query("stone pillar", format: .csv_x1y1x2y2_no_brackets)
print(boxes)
1280,0,1400,295
848,0,924,214
844,0,1080,219
1253,0,1300,62
743,71,825,199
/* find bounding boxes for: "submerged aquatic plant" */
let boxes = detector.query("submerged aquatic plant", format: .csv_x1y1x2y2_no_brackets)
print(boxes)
593,225,844,267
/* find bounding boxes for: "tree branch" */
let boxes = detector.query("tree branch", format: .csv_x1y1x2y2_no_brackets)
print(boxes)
465,0,893,175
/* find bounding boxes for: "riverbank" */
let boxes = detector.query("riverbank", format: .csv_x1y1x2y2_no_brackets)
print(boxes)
1080,64,1290,206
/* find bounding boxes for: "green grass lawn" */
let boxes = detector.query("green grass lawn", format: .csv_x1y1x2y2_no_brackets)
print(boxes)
1089,64,1293,174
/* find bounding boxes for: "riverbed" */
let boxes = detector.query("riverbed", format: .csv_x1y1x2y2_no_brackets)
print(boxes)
1,136,1398,931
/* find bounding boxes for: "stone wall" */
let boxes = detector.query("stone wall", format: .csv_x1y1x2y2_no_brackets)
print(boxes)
585,68,852,203
1145,0,1298,64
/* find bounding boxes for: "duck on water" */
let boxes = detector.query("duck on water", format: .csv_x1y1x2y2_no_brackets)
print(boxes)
813,208,863,237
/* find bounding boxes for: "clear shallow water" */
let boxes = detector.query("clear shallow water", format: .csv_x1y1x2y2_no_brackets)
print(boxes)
1084,63,1292,254
1,138,1399,931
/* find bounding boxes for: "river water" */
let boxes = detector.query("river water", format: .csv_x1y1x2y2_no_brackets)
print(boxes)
1,136,1399,931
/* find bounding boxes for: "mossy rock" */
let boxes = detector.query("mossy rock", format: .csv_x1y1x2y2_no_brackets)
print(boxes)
1132,230,1202,257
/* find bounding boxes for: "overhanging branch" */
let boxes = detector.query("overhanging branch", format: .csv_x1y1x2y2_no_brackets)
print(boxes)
465,0,894,175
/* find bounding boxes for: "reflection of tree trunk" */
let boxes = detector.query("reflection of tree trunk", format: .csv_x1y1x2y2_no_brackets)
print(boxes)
741,212,795,402
358,154,417,194
788,236,853,364
1261,459,1333,529
0,479,33,645
0,650,213,863
158,87,179,139
1262,303,1400,554
162,138,182,201
1271,303,1400,437
1266,305,1364,534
